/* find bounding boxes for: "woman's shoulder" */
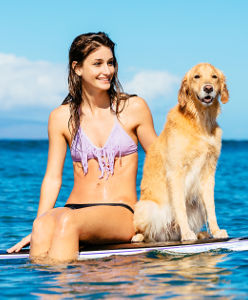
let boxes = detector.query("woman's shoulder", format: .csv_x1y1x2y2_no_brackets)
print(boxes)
48,104,70,132
49,104,70,121
123,95,151,114
122,95,152,122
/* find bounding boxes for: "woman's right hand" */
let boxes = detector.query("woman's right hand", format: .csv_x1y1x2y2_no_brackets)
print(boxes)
7,234,31,253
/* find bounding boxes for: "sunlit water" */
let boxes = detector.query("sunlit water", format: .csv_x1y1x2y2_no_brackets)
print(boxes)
0,140,247,299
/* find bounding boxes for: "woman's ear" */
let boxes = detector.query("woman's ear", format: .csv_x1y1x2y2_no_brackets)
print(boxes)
178,76,189,108
72,61,82,76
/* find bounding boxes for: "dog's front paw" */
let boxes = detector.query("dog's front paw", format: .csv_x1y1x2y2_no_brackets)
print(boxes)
181,230,197,241
212,229,228,239
131,233,144,243
197,231,211,240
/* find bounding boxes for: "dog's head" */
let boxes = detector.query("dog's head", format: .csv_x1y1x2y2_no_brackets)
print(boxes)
178,63,229,108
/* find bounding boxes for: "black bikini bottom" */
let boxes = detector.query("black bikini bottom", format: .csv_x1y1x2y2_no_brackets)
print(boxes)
64,203,134,214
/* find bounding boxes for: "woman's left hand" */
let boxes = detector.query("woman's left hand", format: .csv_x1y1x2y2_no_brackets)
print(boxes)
7,233,31,253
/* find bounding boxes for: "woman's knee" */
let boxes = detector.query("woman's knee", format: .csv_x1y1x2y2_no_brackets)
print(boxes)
32,214,55,243
53,210,78,238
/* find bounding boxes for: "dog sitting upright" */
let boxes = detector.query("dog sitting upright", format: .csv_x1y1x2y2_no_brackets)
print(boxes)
132,63,229,243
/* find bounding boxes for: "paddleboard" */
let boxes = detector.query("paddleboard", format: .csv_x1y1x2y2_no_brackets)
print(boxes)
1,237,247,260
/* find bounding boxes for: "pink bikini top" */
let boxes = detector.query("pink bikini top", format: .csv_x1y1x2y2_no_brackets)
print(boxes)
70,117,138,178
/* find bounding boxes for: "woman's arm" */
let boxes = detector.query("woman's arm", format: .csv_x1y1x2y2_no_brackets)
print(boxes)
128,97,157,152
7,106,68,252
37,107,68,217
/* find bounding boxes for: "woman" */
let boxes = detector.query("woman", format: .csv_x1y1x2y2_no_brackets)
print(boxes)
8,32,157,263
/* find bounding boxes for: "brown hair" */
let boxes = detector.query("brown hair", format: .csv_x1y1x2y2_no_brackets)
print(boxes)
62,32,132,140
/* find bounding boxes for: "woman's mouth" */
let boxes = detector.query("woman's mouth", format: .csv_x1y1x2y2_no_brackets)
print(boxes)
98,77,110,83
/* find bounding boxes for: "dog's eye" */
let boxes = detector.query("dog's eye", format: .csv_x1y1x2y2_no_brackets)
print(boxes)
212,75,218,79
194,75,200,79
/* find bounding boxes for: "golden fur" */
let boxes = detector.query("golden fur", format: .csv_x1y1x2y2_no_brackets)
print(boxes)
132,63,229,242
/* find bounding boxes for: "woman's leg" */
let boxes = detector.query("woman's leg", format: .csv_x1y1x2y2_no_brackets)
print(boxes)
47,205,135,262
29,207,71,258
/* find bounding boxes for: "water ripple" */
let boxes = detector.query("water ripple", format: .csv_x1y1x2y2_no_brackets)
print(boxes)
0,140,247,299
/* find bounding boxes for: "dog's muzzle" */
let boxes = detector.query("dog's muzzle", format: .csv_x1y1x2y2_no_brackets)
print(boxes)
197,84,216,105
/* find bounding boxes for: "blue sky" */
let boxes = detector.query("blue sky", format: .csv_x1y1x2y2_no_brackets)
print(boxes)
0,0,247,139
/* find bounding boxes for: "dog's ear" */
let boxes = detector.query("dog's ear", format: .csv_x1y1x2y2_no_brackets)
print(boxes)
220,76,229,104
178,77,189,108
217,69,229,104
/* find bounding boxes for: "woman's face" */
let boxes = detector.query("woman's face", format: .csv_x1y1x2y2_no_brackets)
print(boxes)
75,46,115,92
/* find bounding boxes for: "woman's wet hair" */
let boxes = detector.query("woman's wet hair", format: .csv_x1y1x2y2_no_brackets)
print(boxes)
62,32,132,140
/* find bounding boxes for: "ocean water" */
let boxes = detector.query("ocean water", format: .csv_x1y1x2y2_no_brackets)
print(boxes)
0,140,247,299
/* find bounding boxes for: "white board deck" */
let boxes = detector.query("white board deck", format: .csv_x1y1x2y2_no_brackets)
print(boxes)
1,237,248,260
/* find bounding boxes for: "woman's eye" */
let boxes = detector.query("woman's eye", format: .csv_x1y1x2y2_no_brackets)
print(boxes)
194,75,200,79
108,61,114,66
93,62,101,66
212,75,218,79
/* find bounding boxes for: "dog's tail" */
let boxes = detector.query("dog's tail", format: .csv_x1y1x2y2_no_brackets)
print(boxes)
133,200,181,242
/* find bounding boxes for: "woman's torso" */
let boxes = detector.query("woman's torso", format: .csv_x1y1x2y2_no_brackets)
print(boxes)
69,154,138,207
63,102,139,208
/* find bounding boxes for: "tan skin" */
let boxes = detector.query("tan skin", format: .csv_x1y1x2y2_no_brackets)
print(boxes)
7,46,157,263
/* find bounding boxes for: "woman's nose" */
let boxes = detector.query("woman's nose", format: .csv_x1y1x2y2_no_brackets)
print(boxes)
102,63,111,75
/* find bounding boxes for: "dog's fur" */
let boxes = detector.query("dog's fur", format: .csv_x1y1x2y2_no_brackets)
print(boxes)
132,63,229,243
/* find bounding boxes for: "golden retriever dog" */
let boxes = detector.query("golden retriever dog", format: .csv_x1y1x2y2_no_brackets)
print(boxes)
132,63,229,243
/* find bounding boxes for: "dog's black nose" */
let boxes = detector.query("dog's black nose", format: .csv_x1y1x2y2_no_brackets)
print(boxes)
203,85,213,94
